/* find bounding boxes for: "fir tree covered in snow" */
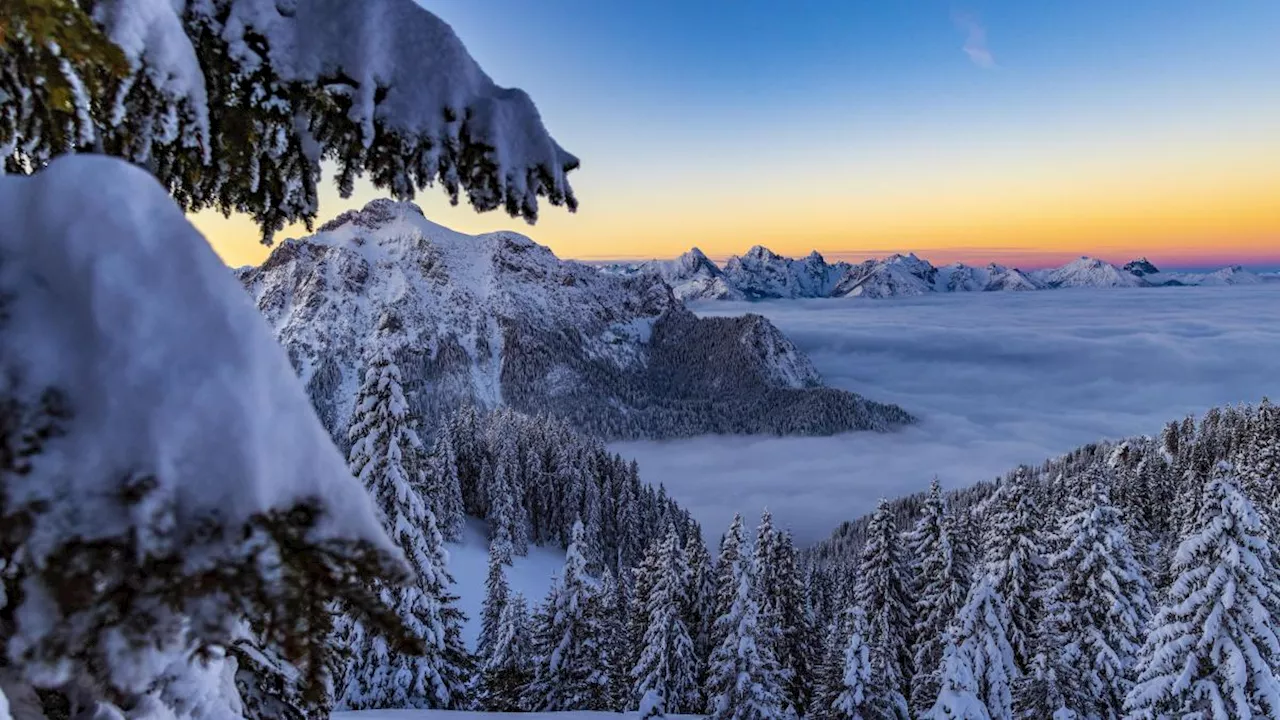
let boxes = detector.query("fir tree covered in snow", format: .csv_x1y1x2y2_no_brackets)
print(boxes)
704,516,785,720
982,468,1046,671
1125,463,1280,719
0,156,415,720
528,520,606,711
928,577,1019,720
924,637,995,720
594,568,634,711
425,431,467,541
854,500,913,718
632,527,701,718
910,478,974,715
712,513,750,651
477,529,514,667
477,592,534,711
1043,473,1151,719
337,345,471,710
754,512,818,717
3,0,579,240
685,529,718,691
829,606,903,720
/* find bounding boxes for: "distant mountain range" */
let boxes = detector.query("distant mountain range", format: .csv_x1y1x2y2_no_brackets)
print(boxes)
601,247,1273,301
236,200,912,442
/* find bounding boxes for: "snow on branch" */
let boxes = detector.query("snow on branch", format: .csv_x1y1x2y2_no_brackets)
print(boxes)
2,0,578,241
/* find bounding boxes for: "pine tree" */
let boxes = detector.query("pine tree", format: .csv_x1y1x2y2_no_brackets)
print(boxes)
1125,463,1280,719
339,348,471,710
931,577,1019,720
633,527,701,718
748,512,816,718
910,478,973,716
477,530,513,665
477,593,534,711
813,605,859,720
923,637,994,720
704,520,784,720
983,468,1045,671
1237,399,1280,529
596,568,634,710
685,530,717,703
528,520,602,711
1044,473,1151,719
486,432,530,555
426,432,466,541
854,500,913,717
712,513,749,650
829,606,902,720
1013,556,1084,720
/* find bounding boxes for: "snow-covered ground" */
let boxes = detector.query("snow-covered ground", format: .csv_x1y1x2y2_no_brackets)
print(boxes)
448,518,564,649
613,285,1280,544
337,707,701,712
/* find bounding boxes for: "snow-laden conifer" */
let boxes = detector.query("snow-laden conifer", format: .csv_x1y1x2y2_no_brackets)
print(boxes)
830,606,902,720
477,593,534,711
477,528,514,665
1125,463,1280,719
911,478,973,715
704,521,784,720
338,346,471,710
982,468,1045,670
927,577,1018,720
923,637,994,720
633,527,701,717
854,500,913,716
1043,473,1151,719
528,520,602,711
425,432,466,541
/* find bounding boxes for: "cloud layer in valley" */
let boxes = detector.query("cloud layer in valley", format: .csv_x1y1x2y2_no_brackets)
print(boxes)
611,285,1280,545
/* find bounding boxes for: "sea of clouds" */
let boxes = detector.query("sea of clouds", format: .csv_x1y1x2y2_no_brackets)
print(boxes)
611,285,1280,545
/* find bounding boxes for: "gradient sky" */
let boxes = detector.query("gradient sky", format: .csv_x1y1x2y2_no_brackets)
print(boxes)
199,0,1280,270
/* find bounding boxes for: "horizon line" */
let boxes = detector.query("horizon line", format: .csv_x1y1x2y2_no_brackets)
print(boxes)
570,247,1280,272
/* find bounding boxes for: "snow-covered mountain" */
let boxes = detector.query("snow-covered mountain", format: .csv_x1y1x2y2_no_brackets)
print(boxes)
1035,256,1148,289
238,199,912,442
604,247,744,301
721,246,852,299
616,247,1266,300
833,253,935,298
1146,264,1266,287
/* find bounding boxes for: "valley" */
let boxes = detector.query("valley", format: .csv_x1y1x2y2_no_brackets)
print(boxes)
614,284,1280,542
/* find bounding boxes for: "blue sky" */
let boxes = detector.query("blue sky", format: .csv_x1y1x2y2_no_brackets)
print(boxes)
205,1,1280,269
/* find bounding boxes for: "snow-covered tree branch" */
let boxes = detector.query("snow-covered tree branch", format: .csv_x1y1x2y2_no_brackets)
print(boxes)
1,0,579,241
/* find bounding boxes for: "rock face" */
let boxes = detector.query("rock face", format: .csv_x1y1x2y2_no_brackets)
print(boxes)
238,199,913,443
1123,257,1161,277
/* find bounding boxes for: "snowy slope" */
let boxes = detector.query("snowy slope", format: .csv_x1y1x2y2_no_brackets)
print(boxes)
983,264,1041,291
337,711,701,720
448,519,562,650
240,199,912,442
